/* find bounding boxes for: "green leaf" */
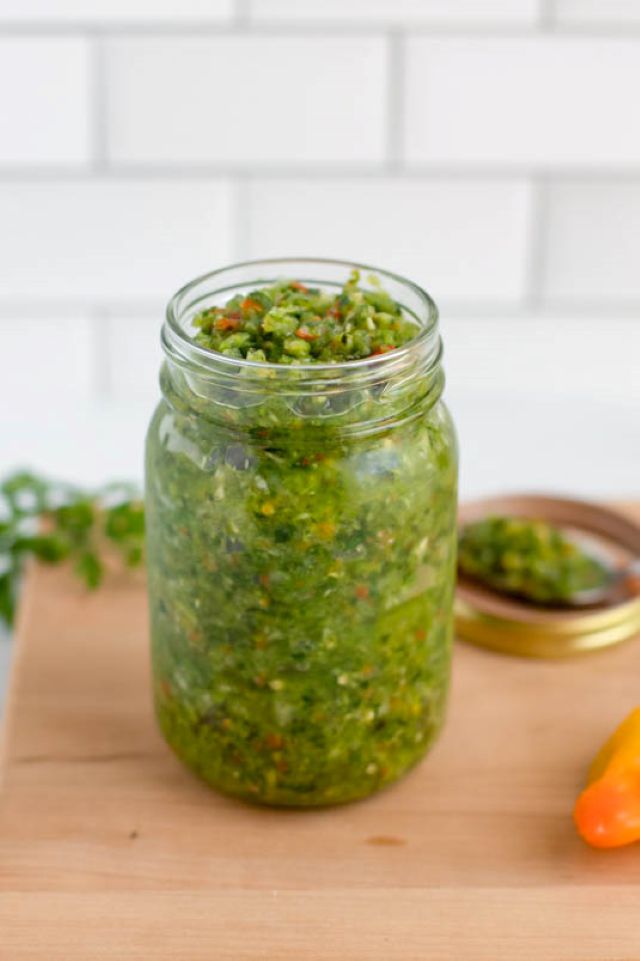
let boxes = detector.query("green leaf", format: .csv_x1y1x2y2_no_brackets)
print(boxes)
74,552,103,590
125,545,143,568
0,571,16,628
53,499,95,536
1,471,50,517
104,501,145,543
11,535,70,563
0,469,144,629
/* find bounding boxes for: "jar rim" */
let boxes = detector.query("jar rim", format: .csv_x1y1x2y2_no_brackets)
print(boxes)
163,257,439,383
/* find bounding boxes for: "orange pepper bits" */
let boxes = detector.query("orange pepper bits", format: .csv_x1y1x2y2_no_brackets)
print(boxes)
242,297,263,313
626,570,640,596
289,281,309,293
574,707,640,849
371,345,396,356
215,316,241,332
355,584,370,600
295,326,318,342
264,733,285,750
315,521,336,540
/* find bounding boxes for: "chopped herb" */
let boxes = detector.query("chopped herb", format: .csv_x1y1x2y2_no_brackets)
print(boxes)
147,267,458,806
458,516,609,605
191,270,418,363
0,470,144,628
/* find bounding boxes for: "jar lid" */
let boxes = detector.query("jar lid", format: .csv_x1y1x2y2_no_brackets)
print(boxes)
455,494,640,659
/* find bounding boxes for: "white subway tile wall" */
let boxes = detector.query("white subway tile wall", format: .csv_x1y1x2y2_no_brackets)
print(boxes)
444,318,640,499
0,38,90,167
0,180,232,301
0,0,234,23
1,315,94,402
405,38,640,169
106,37,388,166
0,0,638,498
555,1,640,24
107,313,163,401
246,178,533,309
249,0,542,26
443,316,640,405
543,181,640,303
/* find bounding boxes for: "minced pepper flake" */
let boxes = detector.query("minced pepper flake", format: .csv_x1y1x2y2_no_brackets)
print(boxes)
295,326,319,342
265,733,285,750
215,317,241,332
242,298,263,312
316,521,337,539
371,345,396,356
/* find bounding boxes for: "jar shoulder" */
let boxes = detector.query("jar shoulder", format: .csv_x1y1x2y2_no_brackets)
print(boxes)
146,395,458,480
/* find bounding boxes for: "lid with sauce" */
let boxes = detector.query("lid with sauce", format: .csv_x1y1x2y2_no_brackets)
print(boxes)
455,494,640,658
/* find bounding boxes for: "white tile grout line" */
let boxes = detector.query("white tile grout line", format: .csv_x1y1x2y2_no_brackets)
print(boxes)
524,175,550,312
1,165,640,181
235,0,251,27
1,22,640,38
89,32,108,172
385,31,405,172
539,0,557,30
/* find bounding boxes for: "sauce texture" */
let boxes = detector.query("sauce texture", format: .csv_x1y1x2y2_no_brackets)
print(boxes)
146,272,457,805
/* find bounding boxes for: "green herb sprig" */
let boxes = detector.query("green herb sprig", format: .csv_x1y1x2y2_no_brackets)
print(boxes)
0,471,144,629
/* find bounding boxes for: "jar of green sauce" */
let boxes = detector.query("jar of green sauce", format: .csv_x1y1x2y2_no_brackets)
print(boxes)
146,258,458,806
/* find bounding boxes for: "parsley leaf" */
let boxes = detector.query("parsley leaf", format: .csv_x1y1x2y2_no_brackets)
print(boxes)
0,470,145,629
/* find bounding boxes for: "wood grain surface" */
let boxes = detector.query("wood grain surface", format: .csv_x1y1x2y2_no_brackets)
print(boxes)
1,510,640,960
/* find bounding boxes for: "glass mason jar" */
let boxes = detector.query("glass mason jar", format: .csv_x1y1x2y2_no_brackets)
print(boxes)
146,259,458,807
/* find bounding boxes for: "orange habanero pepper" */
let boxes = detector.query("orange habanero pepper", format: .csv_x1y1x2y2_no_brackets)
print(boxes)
574,707,640,849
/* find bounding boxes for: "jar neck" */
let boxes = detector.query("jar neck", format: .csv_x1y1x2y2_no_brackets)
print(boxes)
161,336,444,439
160,259,444,438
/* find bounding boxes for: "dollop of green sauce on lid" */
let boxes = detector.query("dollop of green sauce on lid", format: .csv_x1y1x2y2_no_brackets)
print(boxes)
458,516,609,605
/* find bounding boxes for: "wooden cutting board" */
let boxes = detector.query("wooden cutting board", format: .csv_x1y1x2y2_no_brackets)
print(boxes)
2,510,640,960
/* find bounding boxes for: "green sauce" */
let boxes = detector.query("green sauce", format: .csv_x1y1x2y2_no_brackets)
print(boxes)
146,271,457,806
191,270,418,363
458,516,609,605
